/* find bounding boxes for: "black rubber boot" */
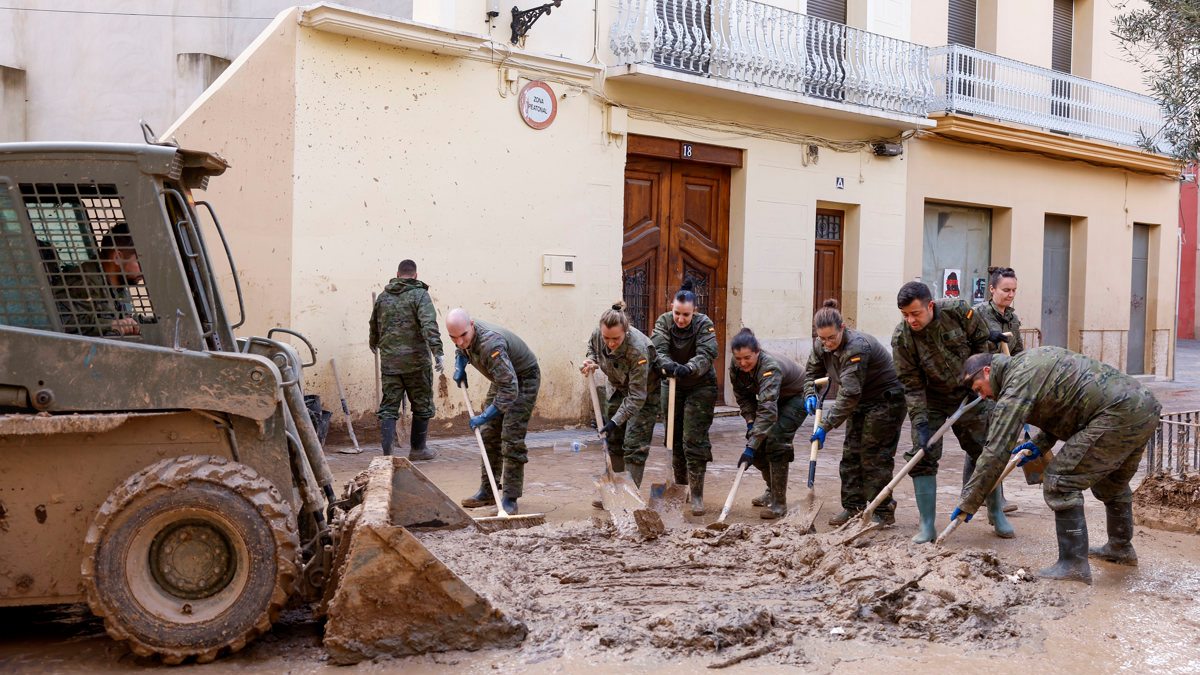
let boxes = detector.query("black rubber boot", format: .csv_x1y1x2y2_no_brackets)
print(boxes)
461,484,496,508
1038,504,1093,584
500,496,518,515
688,467,706,516
408,416,437,461
1089,501,1138,566
752,466,772,507
672,449,688,486
379,418,396,456
828,509,856,526
760,461,788,519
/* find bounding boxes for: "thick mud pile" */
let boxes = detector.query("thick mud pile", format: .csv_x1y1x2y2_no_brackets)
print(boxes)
421,521,1064,667
1134,473,1200,534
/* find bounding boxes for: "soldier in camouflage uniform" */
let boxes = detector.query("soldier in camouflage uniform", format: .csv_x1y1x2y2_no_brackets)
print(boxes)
55,223,147,337
805,300,906,526
368,259,443,460
446,308,540,516
956,348,1161,584
582,303,660,508
892,281,1010,543
972,266,1024,515
653,281,719,516
729,328,807,519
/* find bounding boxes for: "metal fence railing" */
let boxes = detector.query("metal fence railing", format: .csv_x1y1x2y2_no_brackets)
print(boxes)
1145,411,1200,477
929,44,1166,150
610,0,934,117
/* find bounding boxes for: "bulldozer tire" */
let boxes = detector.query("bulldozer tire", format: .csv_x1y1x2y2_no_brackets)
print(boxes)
81,455,299,664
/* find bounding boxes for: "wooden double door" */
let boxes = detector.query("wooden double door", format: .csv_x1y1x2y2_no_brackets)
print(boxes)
622,156,731,394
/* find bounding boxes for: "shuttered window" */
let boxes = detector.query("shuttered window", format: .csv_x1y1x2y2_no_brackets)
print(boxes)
807,0,846,24
1052,0,1073,73
947,0,976,48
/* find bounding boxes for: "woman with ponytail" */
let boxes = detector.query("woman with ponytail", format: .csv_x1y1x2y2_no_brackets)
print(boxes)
804,299,907,528
729,327,809,519
581,302,660,500
652,280,719,515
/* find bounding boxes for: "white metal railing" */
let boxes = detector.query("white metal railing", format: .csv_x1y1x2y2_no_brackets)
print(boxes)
609,0,934,118
930,44,1166,150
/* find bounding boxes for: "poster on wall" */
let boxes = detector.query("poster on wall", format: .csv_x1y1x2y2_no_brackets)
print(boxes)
972,278,986,303
943,269,961,299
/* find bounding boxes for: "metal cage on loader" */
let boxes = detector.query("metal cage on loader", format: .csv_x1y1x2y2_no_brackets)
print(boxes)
0,133,524,664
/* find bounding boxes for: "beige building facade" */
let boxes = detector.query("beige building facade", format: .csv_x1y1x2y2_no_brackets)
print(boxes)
165,0,1178,429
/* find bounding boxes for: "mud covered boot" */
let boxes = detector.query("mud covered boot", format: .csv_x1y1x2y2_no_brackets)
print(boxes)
872,499,897,526
752,466,772,507
379,418,396,456
911,475,937,544
461,484,496,508
760,461,788,519
688,467,706,516
828,509,856,526
1039,504,1092,584
1089,501,1138,566
407,416,437,461
987,488,1015,538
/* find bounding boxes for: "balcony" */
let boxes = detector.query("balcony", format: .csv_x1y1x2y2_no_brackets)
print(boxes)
930,44,1166,151
608,0,934,123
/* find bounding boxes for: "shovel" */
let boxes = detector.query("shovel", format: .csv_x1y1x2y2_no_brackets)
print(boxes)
460,386,546,529
649,376,689,510
1000,331,1013,356
587,373,666,538
935,446,1029,545
805,377,832,488
835,394,985,544
331,357,362,454
710,376,830,531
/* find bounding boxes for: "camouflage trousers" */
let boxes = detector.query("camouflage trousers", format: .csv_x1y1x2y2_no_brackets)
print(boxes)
749,395,808,474
1043,389,1160,511
840,393,906,515
662,379,717,483
906,392,992,478
603,385,661,468
376,369,435,420
477,366,540,499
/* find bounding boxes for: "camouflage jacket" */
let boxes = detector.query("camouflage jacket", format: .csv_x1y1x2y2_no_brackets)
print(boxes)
586,326,659,426
369,278,443,375
652,311,718,388
731,350,805,450
803,328,902,431
55,261,137,337
892,298,990,426
959,347,1162,512
974,300,1024,356
458,320,538,412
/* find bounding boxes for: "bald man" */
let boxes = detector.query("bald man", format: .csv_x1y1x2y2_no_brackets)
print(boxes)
447,308,540,515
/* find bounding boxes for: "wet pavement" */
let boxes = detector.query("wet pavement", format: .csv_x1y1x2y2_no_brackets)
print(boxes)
2,344,1200,672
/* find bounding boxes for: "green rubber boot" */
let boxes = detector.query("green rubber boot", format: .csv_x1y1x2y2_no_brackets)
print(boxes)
1039,504,1092,584
911,475,937,544
988,488,1015,538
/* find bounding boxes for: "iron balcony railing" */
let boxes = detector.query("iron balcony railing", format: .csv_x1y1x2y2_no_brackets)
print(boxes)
609,0,934,118
930,44,1166,150
1145,410,1200,477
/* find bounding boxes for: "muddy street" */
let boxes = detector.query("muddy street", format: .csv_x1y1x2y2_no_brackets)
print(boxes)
3,387,1200,673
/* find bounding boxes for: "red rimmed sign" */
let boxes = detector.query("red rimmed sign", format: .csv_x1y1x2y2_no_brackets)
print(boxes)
518,80,557,130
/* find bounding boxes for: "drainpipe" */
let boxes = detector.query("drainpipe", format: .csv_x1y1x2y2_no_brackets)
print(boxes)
1174,222,1182,381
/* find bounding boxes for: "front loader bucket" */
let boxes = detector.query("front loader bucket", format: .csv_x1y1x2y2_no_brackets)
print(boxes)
322,457,527,665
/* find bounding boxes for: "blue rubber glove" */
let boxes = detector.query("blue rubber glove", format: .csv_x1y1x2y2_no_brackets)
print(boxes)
469,404,499,430
810,426,827,448
805,395,819,415
737,446,755,469
745,421,754,439
1013,441,1041,467
950,507,973,523
453,352,469,388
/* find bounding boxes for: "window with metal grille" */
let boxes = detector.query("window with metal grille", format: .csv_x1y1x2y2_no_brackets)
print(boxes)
1052,0,1073,73
0,180,54,330
19,182,156,338
948,0,976,48
806,0,846,24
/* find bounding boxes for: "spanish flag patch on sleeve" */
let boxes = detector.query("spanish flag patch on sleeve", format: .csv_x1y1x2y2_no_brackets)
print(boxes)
850,356,861,363
490,350,501,359
762,370,773,378
966,309,973,319
638,358,647,365
708,326,716,332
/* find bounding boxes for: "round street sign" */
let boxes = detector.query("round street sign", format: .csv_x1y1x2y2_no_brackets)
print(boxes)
518,80,557,130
